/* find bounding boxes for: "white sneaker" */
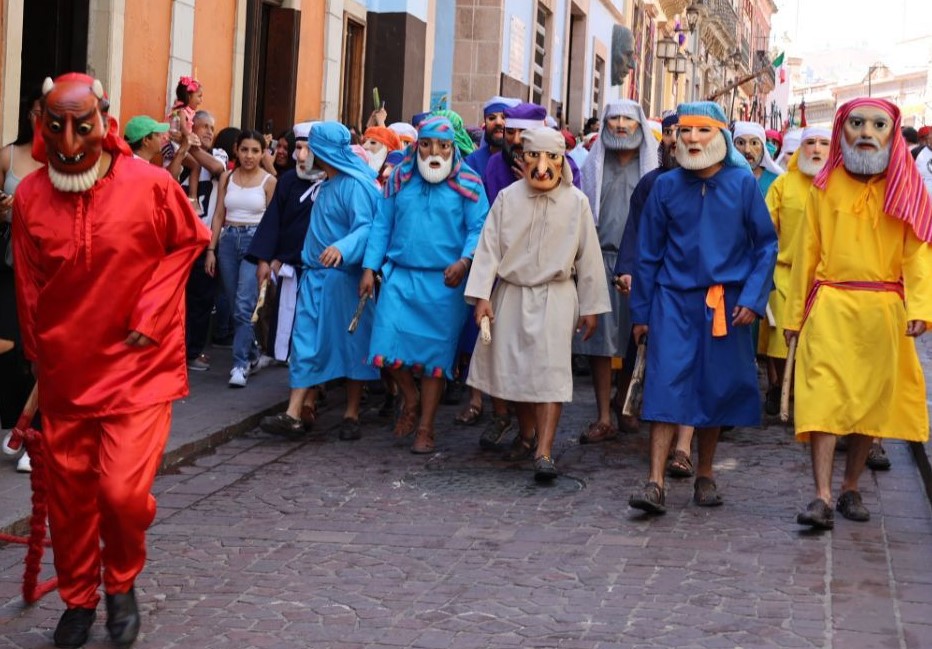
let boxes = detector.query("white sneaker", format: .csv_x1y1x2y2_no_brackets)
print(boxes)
228,366,248,388
16,452,32,473
249,354,275,375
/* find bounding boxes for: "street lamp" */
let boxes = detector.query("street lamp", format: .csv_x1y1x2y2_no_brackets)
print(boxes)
685,1,701,32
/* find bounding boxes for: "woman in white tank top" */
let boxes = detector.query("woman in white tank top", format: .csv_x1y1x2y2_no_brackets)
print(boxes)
205,130,276,387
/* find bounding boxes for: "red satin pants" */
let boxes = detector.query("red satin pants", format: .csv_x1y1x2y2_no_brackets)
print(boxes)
41,402,171,608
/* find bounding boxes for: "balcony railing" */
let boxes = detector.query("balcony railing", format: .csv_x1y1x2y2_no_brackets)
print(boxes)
705,0,738,39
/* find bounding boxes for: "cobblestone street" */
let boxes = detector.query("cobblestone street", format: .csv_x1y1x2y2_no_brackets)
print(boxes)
1,369,931,649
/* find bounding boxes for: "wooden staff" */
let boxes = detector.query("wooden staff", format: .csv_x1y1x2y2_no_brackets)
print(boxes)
479,315,492,345
348,293,370,334
623,339,647,417
251,279,269,324
780,337,797,423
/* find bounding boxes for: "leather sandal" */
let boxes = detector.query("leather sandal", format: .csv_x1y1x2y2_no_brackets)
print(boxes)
503,434,537,461
393,406,419,438
579,421,618,444
666,450,694,478
454,403,483,425
411,427,436,454
693,476,723,507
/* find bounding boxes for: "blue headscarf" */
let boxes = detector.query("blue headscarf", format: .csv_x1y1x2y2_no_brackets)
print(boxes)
675,101,750,170
309,122,378,188
385,116,484,202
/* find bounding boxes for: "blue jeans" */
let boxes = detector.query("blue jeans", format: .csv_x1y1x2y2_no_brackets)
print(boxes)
217,225,259,369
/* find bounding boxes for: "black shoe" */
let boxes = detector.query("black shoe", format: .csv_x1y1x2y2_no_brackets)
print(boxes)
377,393,396,418
797,498,834,529
338,417,361,441
836,490,870,522
764,385,781,416
54,607,96,648
866,443,891,471
442,379,465,405
629,481,666,514
106,589,140,647
260,412,305,438
533,456,558,482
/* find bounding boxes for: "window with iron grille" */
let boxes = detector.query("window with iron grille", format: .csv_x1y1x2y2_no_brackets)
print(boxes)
593,54,605,117
532,5,550,106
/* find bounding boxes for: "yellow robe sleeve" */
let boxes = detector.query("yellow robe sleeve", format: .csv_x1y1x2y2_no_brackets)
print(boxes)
783,186,822,332
903,231,932,327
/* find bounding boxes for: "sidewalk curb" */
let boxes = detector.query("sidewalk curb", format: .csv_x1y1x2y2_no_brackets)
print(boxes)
909,441,932,505
0,400,287,540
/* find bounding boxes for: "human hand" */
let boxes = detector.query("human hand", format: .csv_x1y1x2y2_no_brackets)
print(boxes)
632,324,649,344
906,320,927,337
614,274,631,295
319,246,343,267
204,250,217,277
783,329,799,347
125,331,154,347
256,260,271,285
270,259,282,276
475,299,494,326
443,258,469,287
731,306,756,326
359,269,375,297
576,314,598,341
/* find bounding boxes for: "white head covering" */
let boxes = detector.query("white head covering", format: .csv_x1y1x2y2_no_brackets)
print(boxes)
776,128,803,168
579,99,658,225
388,121,418,143
292,121,314,141
733,121,784,176
521,127,573,186
801,126,831,141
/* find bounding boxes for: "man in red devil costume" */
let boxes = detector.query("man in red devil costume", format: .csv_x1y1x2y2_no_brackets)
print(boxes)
12,73,209,648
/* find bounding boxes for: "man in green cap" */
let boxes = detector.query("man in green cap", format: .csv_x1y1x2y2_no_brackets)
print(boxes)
124,116,170,163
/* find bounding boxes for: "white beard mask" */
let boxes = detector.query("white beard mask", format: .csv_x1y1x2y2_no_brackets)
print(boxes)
367,146,388,172
602,126,643,151
48,160,101,193
417,155,453,183
295,154,318,180
841,137,890,176
675,131,728,170
797,153,826,177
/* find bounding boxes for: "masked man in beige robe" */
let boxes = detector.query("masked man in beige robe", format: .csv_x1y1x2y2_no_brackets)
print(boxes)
465,128,610,482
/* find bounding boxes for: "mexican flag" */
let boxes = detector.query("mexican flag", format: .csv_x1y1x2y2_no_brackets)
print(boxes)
773,52,786,84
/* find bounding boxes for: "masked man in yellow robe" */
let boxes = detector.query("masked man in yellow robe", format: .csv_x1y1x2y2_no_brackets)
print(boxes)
759,126,831,415
785,98,932,530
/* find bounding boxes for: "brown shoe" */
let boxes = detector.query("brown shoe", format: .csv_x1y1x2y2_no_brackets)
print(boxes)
693,476,723,507
393,406,419,438
411,427,435,454
579,421,617,444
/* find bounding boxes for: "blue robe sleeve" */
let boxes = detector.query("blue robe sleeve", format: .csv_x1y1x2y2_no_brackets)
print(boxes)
245,177,287,264
614,174,652,276
363,193,394,270
629,180,668,326
568,156,582,189
736,177,778,316
333,181,376,266
459,192,490,259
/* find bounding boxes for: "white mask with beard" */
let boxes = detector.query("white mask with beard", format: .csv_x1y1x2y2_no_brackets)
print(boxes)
601,125,643,151
295,150,317,180
367,145,388,172
417,154,454,183
675,131,728,170
841,137,890,176
796,151,826,177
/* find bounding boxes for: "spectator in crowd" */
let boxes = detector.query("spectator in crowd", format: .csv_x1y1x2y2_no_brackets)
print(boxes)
124,115,170,163
205,130,277,388
271,128,296,176
0,86,43,474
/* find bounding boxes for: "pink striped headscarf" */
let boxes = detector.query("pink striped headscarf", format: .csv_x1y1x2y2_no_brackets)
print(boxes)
814,97,932,242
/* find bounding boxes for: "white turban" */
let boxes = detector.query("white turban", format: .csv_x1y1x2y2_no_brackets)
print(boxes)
733,121,784,176
579,100,659,224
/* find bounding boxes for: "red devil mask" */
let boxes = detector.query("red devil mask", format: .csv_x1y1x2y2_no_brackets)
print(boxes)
33,73,131,192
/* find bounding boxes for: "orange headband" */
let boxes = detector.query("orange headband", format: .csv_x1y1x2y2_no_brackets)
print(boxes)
677,115,728,130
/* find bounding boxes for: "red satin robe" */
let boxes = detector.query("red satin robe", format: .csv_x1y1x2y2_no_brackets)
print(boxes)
13,153,210,416
12,153,209,607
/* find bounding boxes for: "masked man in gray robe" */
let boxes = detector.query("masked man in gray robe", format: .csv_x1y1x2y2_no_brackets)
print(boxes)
574,99,658,444
465,128,610,482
